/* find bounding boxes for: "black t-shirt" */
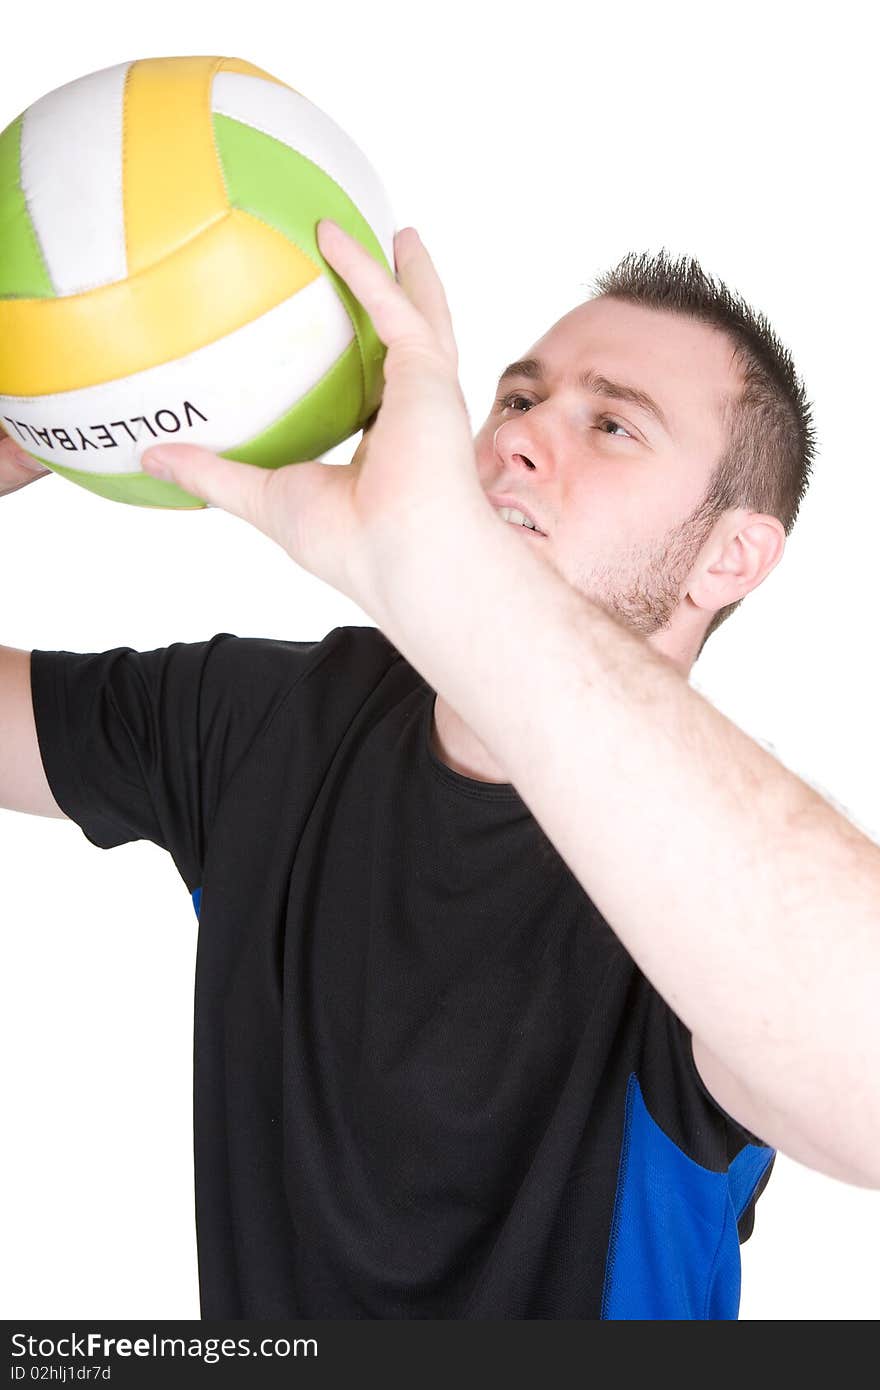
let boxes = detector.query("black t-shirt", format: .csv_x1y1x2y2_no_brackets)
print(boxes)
30,624,774,1320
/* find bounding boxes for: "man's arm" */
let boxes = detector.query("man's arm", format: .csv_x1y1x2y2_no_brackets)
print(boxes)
0,646,67,818
0,432,67,819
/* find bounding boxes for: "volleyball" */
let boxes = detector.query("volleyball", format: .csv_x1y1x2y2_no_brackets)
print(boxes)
0,56,395,509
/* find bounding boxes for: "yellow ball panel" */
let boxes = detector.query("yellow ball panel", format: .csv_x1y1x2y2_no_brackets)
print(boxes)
0,209,321,397
124,57,231,275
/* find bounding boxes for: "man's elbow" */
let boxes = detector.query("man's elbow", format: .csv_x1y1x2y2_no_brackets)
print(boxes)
778,1123,880,1191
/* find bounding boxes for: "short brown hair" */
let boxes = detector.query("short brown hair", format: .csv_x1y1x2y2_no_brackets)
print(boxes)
588,250,817,650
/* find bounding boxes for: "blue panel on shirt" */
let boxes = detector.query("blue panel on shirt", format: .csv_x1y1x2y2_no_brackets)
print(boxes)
601,1072,773,1320
192,886,202,919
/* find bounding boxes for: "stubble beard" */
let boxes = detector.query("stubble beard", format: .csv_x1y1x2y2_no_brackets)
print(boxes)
576,501,719,637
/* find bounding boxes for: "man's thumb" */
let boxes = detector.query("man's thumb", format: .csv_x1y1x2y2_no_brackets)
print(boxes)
141,443,272,523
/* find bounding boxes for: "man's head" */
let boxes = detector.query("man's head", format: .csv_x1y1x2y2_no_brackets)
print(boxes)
473,250,816,664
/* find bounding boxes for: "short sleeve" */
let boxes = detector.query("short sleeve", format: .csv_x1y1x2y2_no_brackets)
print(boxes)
635,985,775,1246
30,630,336,892
671,1011,775,1243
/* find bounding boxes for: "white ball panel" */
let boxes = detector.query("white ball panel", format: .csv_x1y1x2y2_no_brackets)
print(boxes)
0,275,355,474
20,62,130,296
211,73,396,272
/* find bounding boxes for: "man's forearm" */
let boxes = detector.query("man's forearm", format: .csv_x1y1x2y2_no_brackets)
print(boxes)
368,509,880,1184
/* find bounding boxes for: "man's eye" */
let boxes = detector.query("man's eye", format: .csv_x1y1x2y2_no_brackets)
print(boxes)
596,416,633,439
495,393,633,439
495,392,533,413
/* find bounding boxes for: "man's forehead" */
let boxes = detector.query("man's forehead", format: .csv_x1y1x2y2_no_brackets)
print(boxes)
536,300,734,383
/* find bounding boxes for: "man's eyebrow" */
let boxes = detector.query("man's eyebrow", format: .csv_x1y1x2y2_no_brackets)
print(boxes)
497,356,672,436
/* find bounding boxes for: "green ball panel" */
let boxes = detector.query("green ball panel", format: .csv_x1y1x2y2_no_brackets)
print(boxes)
0,116,55,299
224,337,363,466
212,112,388,424
39,459,207,509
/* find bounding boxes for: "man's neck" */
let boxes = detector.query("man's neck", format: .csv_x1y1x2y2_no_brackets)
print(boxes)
430,623,697,785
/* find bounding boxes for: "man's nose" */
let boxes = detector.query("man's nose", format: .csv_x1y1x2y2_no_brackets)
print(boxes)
494,423,539,472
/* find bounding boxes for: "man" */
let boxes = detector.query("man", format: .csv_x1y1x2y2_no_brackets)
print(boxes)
2,222,877,1321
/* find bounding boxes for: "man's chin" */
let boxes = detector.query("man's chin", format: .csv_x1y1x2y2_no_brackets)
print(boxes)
577,586,680,640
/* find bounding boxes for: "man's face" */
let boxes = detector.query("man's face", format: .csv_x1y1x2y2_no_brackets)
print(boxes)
473,296,742,635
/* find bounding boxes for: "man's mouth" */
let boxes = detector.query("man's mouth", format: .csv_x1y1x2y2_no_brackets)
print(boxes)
494,508,542,533
492,504,547,537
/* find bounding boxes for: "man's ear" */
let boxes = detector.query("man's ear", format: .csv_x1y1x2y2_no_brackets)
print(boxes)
687,511,786,614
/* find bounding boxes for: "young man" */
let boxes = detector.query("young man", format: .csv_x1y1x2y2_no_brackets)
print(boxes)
2,223,876,1320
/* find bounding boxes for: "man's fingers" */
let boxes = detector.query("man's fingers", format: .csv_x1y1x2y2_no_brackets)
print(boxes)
317,221,457,368
392,227,460,369
0,436,52,497
316,220,422,347
0,433,50,472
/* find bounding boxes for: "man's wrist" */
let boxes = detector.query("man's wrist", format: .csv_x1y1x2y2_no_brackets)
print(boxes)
357,500,504,638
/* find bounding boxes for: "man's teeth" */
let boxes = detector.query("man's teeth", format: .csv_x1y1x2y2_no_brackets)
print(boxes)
496,506,539,531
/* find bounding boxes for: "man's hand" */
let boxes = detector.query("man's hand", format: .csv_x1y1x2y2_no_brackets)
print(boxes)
0,425,52,499
140,222,491,613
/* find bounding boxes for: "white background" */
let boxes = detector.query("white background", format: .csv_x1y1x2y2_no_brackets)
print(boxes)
2,0,878,1322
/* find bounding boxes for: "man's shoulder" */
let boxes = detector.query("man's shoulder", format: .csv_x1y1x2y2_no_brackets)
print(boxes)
209,623,399,671
205,628,394,664
202,624,409,708
197,624,419,771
